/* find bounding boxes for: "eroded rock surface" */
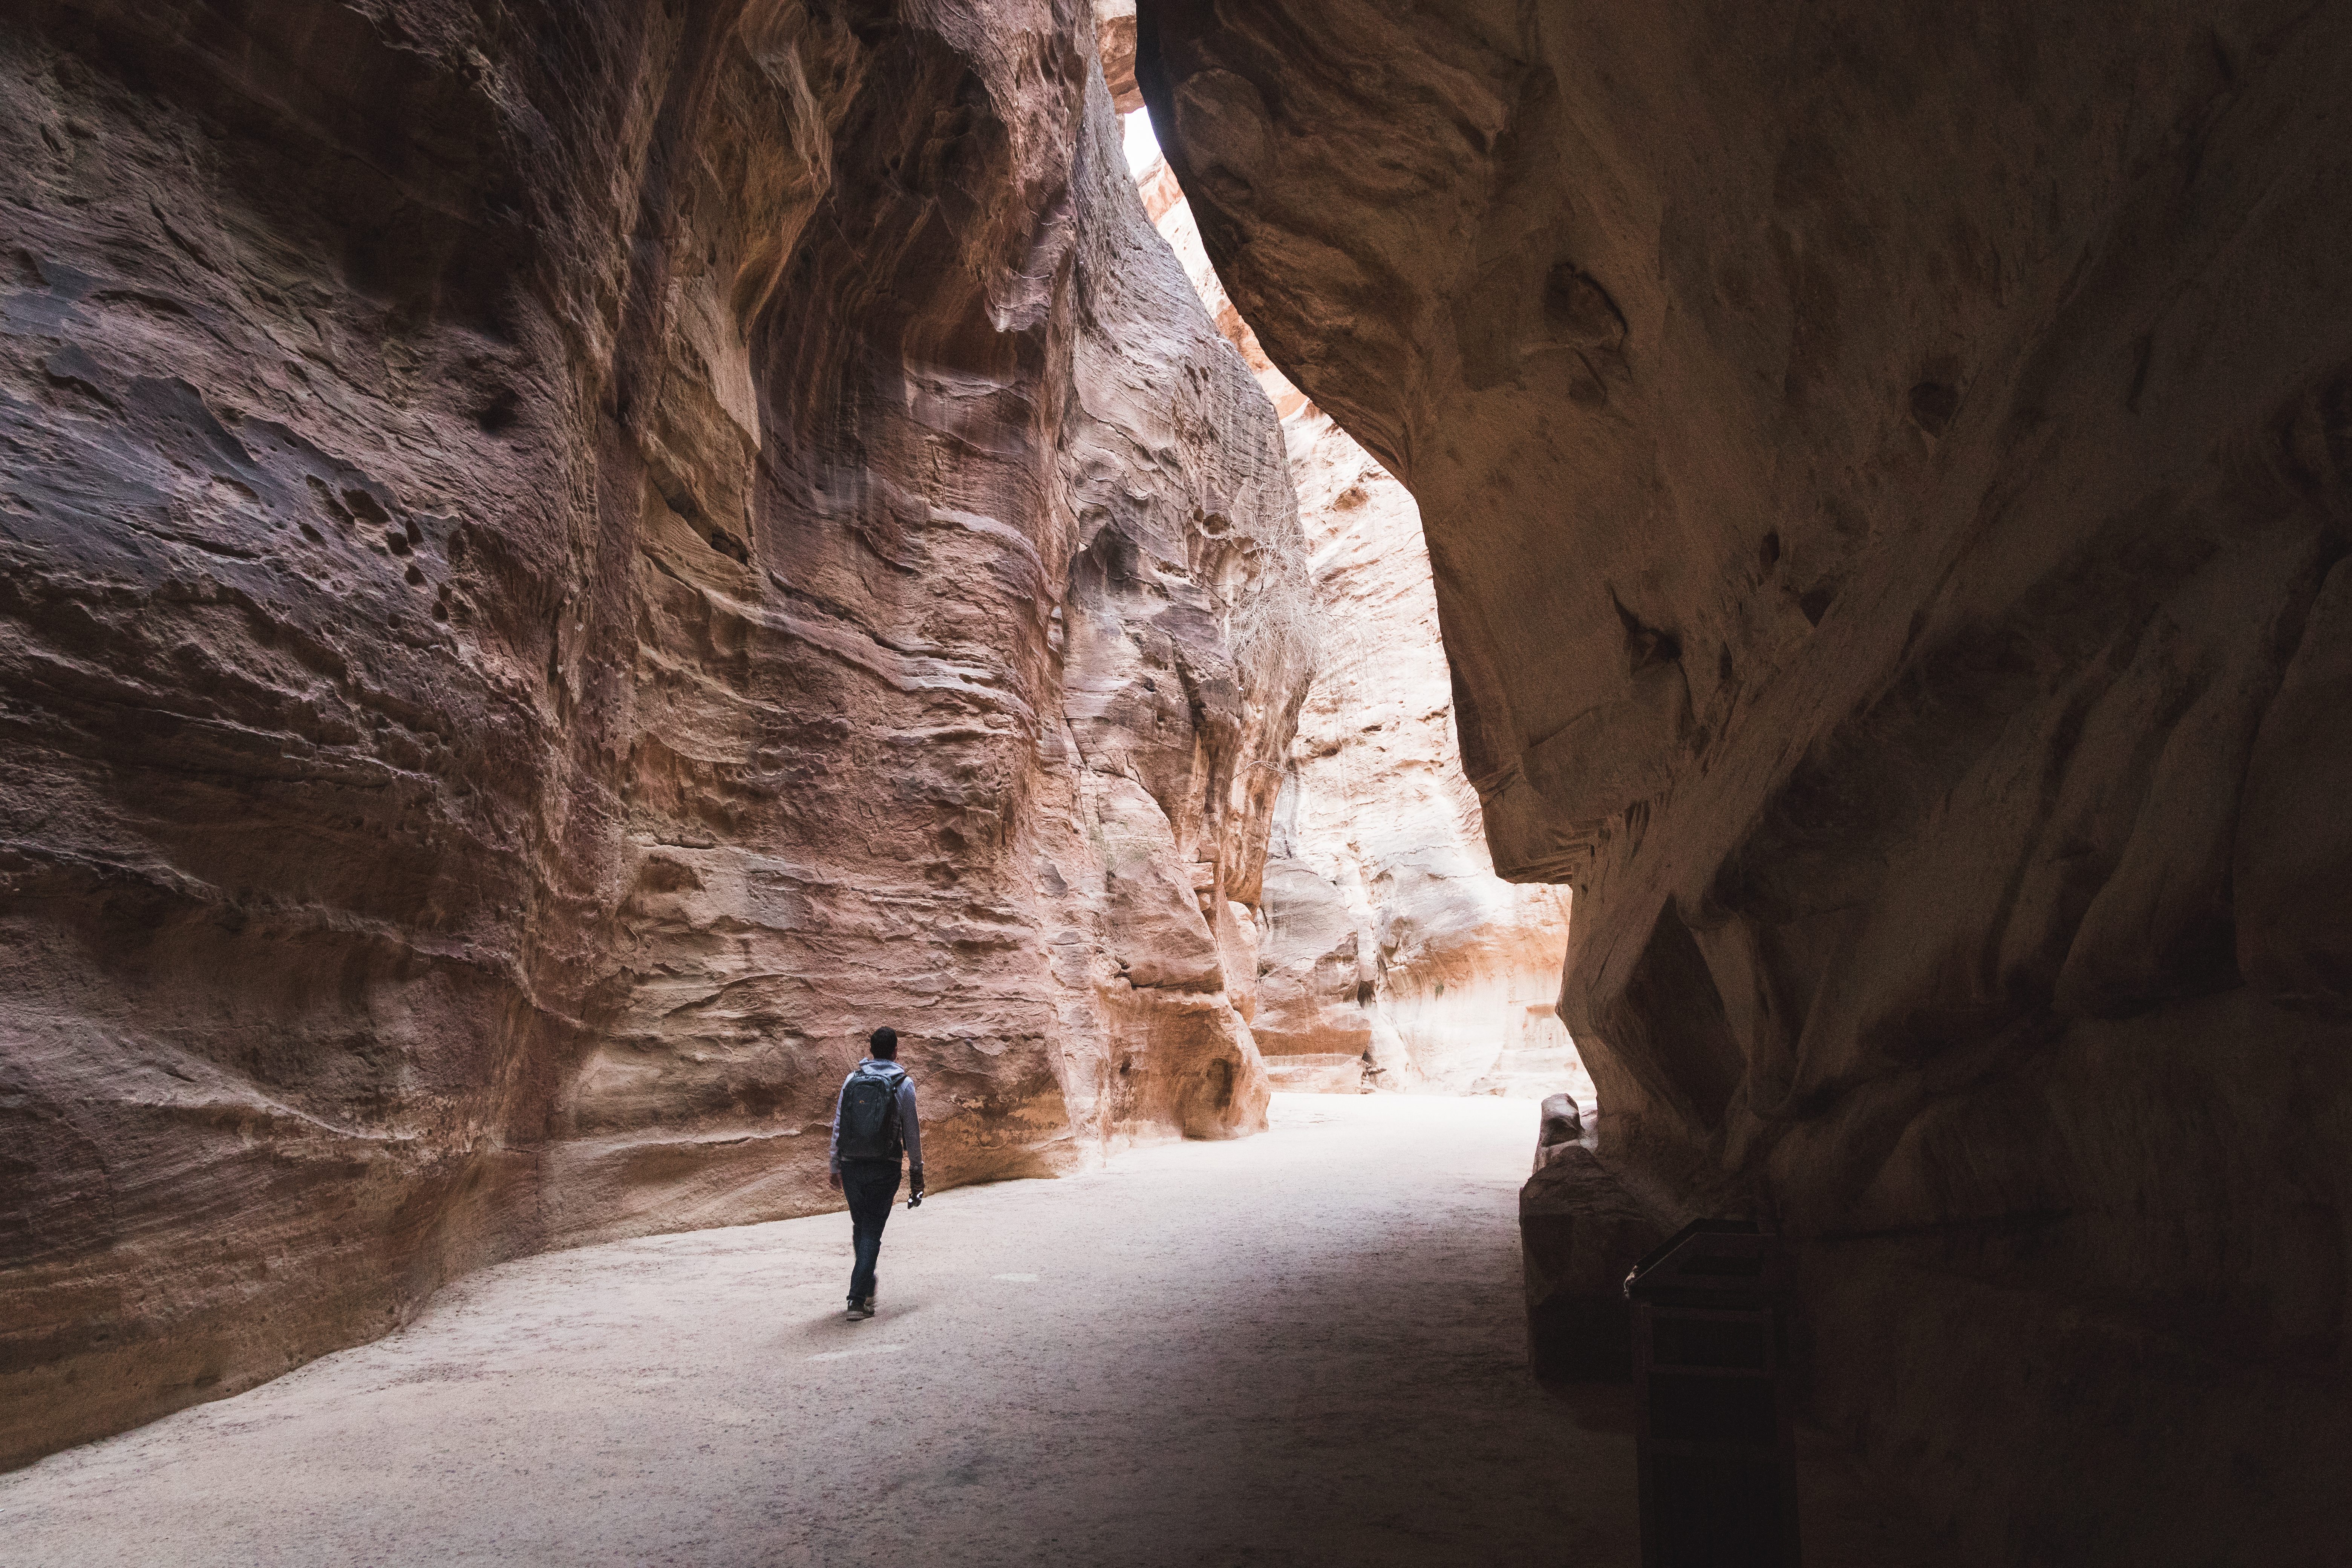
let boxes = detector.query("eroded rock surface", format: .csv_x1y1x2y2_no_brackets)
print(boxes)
1135,135,1585,1099
0,0,1306,1468
1142,3,2352,1560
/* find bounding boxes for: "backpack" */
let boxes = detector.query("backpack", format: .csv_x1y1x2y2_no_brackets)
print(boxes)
836,1066,904,1161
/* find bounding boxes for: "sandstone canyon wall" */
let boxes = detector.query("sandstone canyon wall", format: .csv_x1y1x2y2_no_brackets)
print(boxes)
1261,408,1585,1100
1129,116,1587,1100
0,0,1308,1468
1142,3,2352,1562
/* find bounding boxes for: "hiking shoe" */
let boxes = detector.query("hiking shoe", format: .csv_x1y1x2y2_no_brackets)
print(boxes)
845,1298,874,1321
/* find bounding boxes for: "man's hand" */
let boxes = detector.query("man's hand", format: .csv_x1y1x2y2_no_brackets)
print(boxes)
827,1170,842,1191
909,1167,925,1200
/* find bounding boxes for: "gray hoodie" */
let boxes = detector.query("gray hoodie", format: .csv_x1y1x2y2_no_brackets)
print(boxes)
828,1059,921,1173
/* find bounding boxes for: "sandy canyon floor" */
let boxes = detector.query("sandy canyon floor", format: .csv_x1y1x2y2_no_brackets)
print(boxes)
0,1096,1948,1566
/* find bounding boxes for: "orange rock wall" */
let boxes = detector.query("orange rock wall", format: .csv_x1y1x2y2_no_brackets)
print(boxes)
0,0,1305,1468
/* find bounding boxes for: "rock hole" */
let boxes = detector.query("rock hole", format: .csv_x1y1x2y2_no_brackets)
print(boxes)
1908,381,1958,436
1611,589,1681,669
1544,263,1626,347
473,387,519,433
707,528,750,564
305,475,354,525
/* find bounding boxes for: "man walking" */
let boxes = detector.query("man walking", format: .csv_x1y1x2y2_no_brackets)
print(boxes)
828,1027,923,1321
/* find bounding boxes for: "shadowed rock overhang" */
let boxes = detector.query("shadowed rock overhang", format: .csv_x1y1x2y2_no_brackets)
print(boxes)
1139,3,2352,1563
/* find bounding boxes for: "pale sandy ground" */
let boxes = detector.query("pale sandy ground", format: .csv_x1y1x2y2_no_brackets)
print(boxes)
0,1095,1951,1566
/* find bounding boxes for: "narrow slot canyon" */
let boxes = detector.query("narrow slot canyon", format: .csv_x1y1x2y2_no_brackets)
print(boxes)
3,3,2349,1565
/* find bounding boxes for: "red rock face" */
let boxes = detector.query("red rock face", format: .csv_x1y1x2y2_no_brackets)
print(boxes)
1141,2,2352,1558
0,1,1304,1467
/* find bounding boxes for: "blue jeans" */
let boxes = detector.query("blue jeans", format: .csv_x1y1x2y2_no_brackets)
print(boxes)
841,1161,901,1304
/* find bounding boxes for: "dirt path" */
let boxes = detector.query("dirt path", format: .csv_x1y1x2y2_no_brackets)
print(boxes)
0,1096,1938,1566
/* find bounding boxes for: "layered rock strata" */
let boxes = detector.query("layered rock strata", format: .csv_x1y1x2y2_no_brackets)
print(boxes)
1130,124,1585,1098
1142,3,2352,1561
0,0,1307,1468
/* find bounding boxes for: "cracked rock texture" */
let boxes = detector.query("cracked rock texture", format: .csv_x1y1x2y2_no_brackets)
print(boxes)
1133,132,1584,1100
0,0,1307,1469
1142,2,2352,1562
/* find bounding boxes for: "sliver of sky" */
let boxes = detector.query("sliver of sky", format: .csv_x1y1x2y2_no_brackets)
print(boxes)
1122,109,1161,175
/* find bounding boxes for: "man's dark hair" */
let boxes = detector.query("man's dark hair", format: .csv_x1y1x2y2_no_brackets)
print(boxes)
868,1026,898,1059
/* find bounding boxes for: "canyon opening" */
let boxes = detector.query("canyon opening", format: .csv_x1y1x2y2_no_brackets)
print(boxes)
3,3,2350,1565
